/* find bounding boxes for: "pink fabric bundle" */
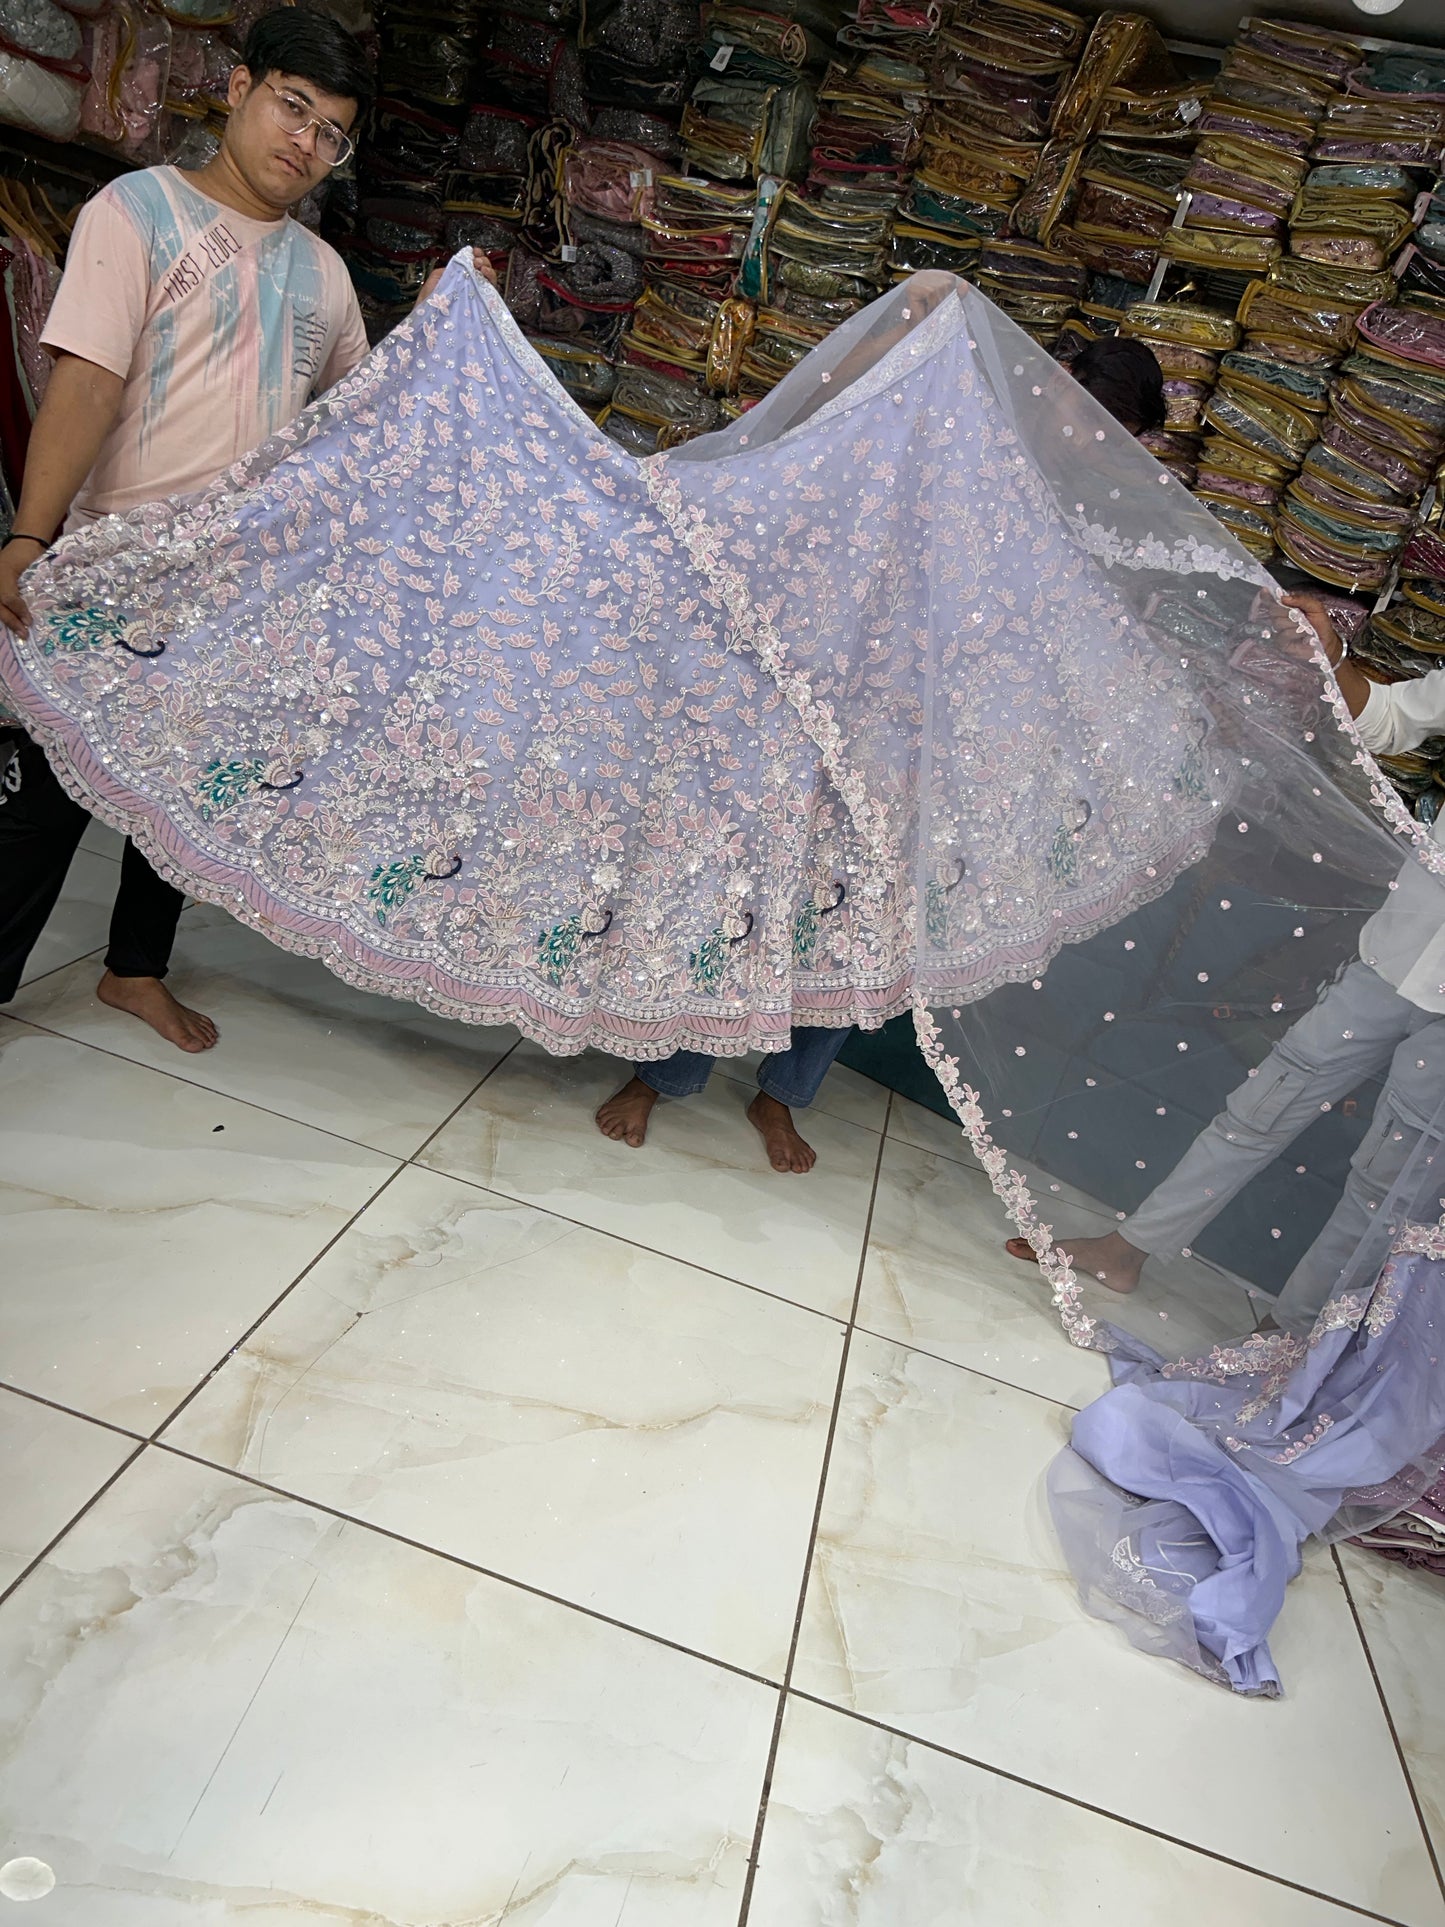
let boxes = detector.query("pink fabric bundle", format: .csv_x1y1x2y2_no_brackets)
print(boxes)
562,140,662,225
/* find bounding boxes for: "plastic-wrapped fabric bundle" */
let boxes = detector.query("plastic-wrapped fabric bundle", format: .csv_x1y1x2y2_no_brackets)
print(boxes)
0,50,81,137
680,67,816,181
80,7,171,156
0,0,82,72
1049,11,1175,145
579,0,695,108
1361,51,1445,99
7,262,1445,1698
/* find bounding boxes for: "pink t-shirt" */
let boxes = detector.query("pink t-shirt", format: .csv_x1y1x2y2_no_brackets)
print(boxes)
41,165,369,524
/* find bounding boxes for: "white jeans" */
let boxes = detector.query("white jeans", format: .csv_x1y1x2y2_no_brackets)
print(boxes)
1122,961,1445,1330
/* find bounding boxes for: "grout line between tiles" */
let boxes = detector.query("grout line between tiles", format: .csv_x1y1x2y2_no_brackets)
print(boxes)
413,1155,855,1329
15,942,108,998
1,1005,495,1161
0,1442,147,1615
735,1092,893,1927
149,1037,523,1442
849,1319,1095,1414
0,1378,147,1446
146,1435,782,1693
785,1692,1420,1927
0,1363,1423,1927
1333,1545,1445,1907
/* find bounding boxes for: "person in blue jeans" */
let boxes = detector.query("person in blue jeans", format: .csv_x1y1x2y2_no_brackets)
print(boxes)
596,1025,852,1171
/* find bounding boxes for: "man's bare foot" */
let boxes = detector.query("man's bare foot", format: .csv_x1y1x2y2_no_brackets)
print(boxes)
1005,1228,1145,1294
95,970,219,1053
748,1091,817,1173
596,1076,658,1148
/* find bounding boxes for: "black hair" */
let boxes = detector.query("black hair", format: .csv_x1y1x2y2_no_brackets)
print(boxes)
241,7,373,118
1069,335,1167,435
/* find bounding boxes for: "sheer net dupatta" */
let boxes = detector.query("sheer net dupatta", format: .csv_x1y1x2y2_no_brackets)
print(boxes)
895,291,1445,1692
675,270,1445,1692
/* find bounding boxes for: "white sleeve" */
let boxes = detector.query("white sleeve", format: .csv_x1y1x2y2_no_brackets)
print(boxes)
1356,668,1445,759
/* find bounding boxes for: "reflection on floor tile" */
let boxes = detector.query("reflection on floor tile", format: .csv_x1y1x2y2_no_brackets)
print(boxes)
1341,1547,1445,1874
0,1390,134,1592
750,1695,1377,1927
0,1450,775,1925
9,908,517,1156
858,1139,1252,1408
169,1163,843,1672
0,1022,395,1430
16,849,119,990
791,1334,1444,1925
421,1042,881,1317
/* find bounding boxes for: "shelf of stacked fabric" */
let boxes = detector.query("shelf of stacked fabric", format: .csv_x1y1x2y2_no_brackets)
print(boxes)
775,49,925,308
1001,10,1206,352
1117,299,1238,490
908,0,1083,287
1275,301,1445,593
1153,23,1383,563
1341,298,1445,816
440,104,537,291
598,171,755,448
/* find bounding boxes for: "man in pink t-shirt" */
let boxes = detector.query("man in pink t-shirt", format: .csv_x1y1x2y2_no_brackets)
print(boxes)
0,8,491,1051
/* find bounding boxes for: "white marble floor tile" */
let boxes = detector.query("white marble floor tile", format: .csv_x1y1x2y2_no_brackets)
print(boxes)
0,1021,396,1431
1341,1547,1445,1877
715,1048,891,1133
0,1390,135,1593
16,849,122,990
79,816,124,863
750,1695,1383,1927
857,1138,1254,1409
0,1449,774,1924
886,1089,983,1167
790,1334,1444,1925
9,906,517,1156
167,1163,842,1673
421,1041,882,1318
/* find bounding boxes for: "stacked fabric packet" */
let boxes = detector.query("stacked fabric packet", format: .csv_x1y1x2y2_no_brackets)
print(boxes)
1018,132,1189,292
1277,302,1445,591
577,0,694,119
1198,254,1393,560
680,0,827,186
973,236,1084,347
505,134,664,418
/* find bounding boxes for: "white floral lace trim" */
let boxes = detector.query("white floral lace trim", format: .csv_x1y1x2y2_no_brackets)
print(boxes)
1067,519,1274,587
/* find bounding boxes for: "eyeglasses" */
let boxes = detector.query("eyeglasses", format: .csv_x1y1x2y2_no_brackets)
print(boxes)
260,79,354,168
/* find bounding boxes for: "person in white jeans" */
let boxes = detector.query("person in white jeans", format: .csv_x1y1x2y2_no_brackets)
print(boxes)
1008,593,1445,1330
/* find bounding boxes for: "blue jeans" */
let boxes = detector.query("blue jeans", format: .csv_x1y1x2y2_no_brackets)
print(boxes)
638,1025,851,1109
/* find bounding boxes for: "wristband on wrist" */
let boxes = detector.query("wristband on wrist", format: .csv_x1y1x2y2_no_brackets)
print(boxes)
6,533,51,550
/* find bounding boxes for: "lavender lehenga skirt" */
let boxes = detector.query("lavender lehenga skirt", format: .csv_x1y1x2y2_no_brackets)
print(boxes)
3,256,1442,1692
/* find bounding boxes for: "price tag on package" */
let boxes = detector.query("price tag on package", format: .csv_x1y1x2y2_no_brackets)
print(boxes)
710,41,734,69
